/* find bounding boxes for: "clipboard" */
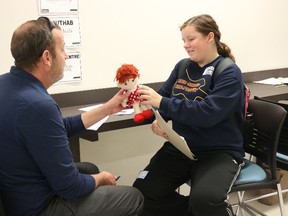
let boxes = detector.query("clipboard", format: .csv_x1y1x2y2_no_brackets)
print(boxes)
152,108,196,160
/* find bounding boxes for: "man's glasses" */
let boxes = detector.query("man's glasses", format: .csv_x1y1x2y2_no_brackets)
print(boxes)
37,17,57,57
37,16,56,31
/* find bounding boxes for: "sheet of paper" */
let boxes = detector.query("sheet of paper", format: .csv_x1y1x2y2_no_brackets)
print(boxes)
113,108,134,115
87,116,109,131
79,104,134,131
253,77,288,85
79,104,103,112
79,104,108,131
80,104,133,115
152,108,196,160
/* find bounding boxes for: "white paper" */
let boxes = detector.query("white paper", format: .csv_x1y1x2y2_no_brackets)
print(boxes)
87,116,109,131
55,52,81,84
113,108,134,115
79,104,108,131
78,104,134,131
79,104,103,112
80,105,134,115
49,17,81,46
253,77,288,86
39,0,79,15
152,108,196,160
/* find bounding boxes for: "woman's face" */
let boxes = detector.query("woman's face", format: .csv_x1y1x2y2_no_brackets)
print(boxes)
181,25,211,65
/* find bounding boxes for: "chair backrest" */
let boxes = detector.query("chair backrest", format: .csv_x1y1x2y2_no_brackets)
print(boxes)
243,99,287,180
254,96,288,155
254,96,288,170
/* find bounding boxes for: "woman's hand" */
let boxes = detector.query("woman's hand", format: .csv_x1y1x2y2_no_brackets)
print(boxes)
151,120,168,140
138,85,162,108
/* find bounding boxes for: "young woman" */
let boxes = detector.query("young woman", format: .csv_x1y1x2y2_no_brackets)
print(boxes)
133,14,245,216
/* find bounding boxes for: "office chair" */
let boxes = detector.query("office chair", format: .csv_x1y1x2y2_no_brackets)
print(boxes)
253,96,288,201
230,99,287,216
254,96,288,166
179,99,287,215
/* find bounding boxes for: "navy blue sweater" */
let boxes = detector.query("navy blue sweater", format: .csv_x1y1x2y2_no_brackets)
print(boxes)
0,67,95,216
158,56,245,159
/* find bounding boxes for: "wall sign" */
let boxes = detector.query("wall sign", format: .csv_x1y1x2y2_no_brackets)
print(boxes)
39,0,79,15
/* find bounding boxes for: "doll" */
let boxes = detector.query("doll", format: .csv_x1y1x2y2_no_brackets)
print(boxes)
115,64,153,123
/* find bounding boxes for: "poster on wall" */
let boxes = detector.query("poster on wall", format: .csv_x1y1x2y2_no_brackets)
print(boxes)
50,17,81,46
56,51,82,84
38,0,79,15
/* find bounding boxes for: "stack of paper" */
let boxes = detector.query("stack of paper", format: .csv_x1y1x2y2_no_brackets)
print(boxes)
253,77,288,86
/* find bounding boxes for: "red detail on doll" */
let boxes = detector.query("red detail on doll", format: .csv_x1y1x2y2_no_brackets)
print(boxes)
115,64,153,123
124,85,143,108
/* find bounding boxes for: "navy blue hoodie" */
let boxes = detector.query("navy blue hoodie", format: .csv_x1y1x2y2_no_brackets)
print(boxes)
158,56,245,159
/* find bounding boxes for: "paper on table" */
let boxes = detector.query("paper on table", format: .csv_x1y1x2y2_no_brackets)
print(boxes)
152,108,196,160
79,104,103,112
87,116,109,131
253,77,288,86
79,104,134,115
112,108,134,115
79,104,134,131
79,104,108,131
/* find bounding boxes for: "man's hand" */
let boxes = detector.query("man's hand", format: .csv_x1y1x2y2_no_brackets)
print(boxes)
92,171,119,188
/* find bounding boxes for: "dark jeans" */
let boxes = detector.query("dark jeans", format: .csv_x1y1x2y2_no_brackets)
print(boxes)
133,142,243,216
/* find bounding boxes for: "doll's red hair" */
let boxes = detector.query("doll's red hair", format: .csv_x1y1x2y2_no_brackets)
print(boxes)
115,64,140,84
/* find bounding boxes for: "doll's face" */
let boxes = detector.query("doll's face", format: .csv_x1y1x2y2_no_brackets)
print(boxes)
117,77,138,90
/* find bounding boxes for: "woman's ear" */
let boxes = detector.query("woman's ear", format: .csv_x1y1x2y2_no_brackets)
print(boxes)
207,32,215,43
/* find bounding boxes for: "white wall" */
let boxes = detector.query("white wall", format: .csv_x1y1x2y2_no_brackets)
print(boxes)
1,0,288,95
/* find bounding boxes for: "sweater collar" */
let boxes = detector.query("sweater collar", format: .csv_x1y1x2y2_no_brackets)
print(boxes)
10,66,47,92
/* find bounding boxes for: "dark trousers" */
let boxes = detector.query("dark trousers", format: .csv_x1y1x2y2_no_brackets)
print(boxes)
133,142,243,216
41,186,144,216
41,162,144,216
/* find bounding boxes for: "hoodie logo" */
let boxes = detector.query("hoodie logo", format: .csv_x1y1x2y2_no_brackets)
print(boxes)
203,66,214,76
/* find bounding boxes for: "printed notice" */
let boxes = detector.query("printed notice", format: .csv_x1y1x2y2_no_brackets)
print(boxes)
55,51,82,84
50,17,81,46
152,108,196,160
38,0,79,15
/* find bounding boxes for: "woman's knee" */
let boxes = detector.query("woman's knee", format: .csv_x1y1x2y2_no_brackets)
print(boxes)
133,178,150,196
189,191,228,215
133,178,166,200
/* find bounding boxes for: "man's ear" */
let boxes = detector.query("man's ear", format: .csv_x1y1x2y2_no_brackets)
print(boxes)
41,50,52,66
